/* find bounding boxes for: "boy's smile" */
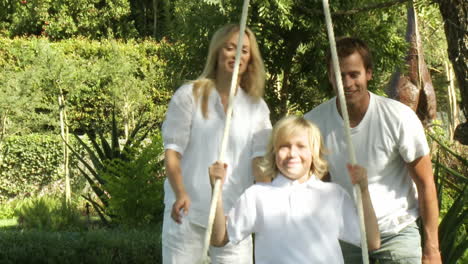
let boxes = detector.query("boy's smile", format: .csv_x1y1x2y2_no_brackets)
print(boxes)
275,130,312,183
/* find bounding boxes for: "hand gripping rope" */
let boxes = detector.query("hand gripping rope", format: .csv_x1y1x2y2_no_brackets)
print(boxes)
197,0,251,263
322,0,369,263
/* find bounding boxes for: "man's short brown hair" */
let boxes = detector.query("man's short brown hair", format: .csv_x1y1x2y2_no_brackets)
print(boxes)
327,37,373,72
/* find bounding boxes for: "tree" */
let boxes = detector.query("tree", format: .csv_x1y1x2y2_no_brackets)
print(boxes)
168,0,409,121
0,39,58,140
0,39,85,203
434,0,468,144
0,0,138,39
23,41,80,203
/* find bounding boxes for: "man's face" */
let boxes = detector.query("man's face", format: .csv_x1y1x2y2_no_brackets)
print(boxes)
328,52,372,108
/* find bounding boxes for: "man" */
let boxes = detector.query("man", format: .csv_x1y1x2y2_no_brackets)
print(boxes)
304,37,441,263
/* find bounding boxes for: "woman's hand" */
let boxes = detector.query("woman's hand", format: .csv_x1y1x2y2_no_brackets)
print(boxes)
347,163,368,191
171,192,191,224
209,161,228,188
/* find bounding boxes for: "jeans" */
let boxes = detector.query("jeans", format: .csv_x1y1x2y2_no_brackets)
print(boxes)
340,221,422,264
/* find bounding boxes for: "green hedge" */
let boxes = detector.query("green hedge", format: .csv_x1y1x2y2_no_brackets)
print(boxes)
0,134,82,203
0,227,162,263
0,37,179,136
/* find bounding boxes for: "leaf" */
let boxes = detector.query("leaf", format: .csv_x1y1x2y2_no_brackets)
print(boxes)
428,133,468,167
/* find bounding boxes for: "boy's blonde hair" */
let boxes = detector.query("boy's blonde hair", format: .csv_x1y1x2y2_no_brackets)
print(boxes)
261,116,328,180
192,24,265,118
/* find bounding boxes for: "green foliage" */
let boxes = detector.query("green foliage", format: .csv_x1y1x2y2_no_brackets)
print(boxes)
15,195,85,231
0,200,22,219
0,40,58,137
0,0,138,39
0,1,453,124
103,133,165,227
429,130,468,263
68,109,161,225
166,0,409,121
438,187,468,263
0,226,162,263
0,134,62,202
0,37,172,137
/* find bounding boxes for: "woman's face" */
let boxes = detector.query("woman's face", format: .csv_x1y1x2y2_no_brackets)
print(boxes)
275,130,312,183
217,31,251,77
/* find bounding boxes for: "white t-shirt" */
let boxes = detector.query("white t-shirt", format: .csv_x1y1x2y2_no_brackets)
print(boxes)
227,174,360,264
304,92,429,234
162,83,271,227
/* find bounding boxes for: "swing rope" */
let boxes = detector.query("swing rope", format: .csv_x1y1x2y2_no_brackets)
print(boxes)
197,1,368,262
321,0,369,263
197,0,251,263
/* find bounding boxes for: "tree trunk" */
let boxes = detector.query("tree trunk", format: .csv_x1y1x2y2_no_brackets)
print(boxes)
436,0,468,144
445,61,459,139
153,0,158,38
1,110,7,141
59,90,71,205
123,101,130,141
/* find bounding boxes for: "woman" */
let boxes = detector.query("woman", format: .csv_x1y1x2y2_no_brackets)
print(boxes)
161,24,271,263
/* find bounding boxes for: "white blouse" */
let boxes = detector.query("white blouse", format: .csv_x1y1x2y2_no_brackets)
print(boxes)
227,174,361,264
162,83,271,227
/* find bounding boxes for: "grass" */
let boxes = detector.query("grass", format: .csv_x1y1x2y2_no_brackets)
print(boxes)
0,216,104,231
0,218,18,229
0,224,163,263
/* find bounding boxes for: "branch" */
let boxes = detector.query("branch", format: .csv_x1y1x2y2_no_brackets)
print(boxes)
335,0,409,15
303,0,410,16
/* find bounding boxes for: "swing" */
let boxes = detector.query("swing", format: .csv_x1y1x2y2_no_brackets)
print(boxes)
198,1,369,263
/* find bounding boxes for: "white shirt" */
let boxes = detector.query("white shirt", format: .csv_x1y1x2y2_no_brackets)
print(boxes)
227,174,360,264
162,83,271,227
304,92,429,234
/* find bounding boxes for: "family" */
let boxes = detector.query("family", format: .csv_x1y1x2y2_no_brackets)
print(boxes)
161,24,441,264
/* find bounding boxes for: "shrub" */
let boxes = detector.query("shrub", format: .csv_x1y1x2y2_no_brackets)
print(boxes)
0,37,173,137
69,108,164,226
15,195,85,231
0,200,21,219
103,133,165,227
0,0,138,39
428,131,468,263
0,134,84,203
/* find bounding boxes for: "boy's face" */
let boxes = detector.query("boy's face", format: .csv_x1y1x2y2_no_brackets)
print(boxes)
328,51,372,108
275,130,312,183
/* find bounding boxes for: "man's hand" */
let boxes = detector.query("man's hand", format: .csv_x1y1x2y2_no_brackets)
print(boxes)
347,163,368,191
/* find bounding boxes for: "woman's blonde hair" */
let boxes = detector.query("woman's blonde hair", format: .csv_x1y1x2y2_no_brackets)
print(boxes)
192,24,265,118
261,116,328,180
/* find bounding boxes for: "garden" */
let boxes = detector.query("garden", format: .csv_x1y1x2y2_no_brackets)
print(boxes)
0,0,466,263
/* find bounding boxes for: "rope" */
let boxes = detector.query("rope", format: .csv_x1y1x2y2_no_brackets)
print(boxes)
321,0,369,263
197,0,251,263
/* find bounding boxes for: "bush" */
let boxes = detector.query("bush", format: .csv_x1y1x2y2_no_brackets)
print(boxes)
104,133,165,227
0,200,21,219
0,37,173,136
428,131,468,263
15,195,84,231
0,134,84,203
0,0,138,40
69,108,165,226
